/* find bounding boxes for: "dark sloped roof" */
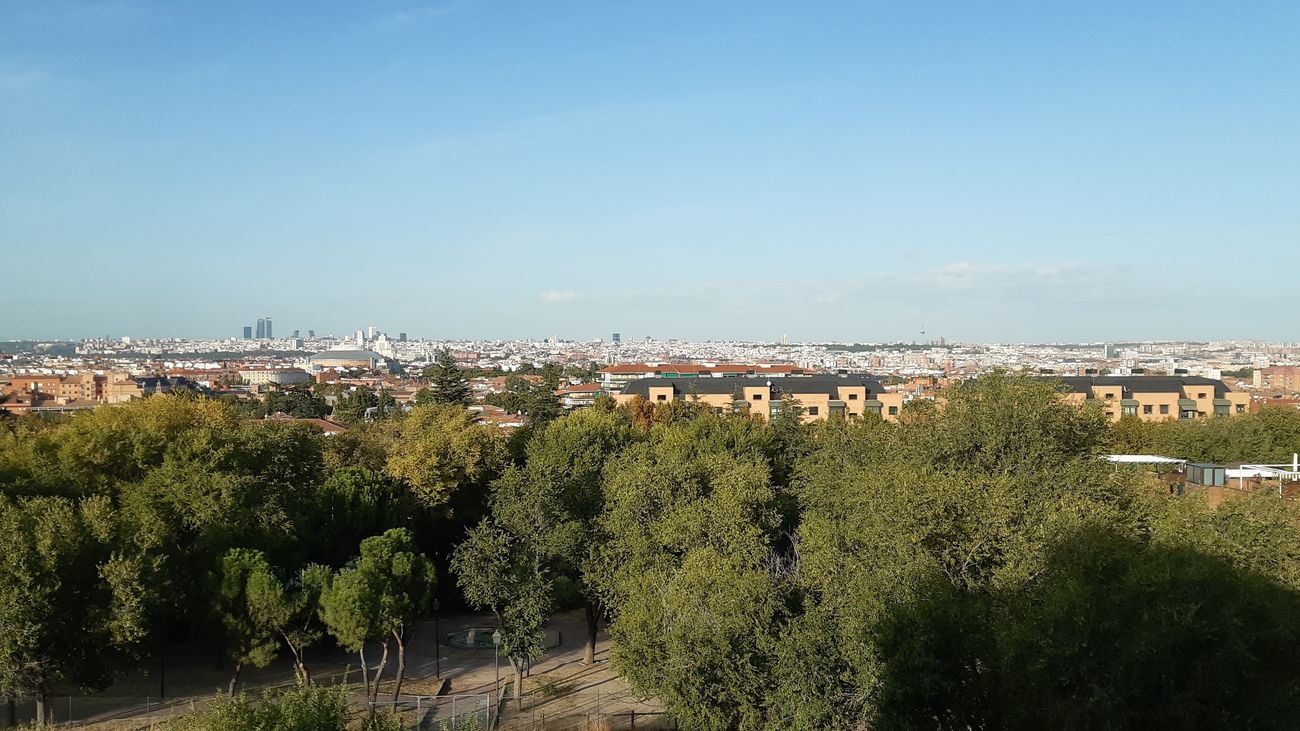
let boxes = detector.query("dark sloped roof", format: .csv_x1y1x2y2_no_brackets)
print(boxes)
620,374,884,399
1054,375,1230,398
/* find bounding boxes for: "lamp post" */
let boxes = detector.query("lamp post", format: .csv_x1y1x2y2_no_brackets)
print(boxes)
492,628,503,722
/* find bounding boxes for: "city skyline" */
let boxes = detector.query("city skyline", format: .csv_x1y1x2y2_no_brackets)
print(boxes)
3,2,1299,341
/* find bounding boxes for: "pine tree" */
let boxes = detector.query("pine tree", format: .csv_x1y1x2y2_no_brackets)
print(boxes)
427,348,472,405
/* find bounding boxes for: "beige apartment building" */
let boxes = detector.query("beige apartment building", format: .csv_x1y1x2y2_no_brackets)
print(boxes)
2,372,144,405
1057,376,1249,421
1,372,205,414
614,374,907,423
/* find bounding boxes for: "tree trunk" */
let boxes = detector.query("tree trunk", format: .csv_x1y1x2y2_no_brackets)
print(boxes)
369,639,390,717
390,629,407,702
227,661,243,697
284,635,310,686
584,601,599,666
34,681,48,727
359,645,371,701
510,658,523,701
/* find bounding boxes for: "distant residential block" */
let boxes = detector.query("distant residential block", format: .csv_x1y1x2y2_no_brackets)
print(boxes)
599,363,815,394
1056,376,1249,421
614,374,905,422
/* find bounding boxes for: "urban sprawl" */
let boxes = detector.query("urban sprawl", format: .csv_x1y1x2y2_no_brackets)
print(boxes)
5,326,1300,424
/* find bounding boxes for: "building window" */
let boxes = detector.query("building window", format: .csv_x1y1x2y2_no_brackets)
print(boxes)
1197,393,1206,399
1104,393,1114,400
1121,404,1137,416
752,394,763,401
1143,405,1153,414
656,394,667,402
1159,404,1169,415
807,406,819,416
847,393,859,400
1214,404,1229,416
1236,405,1246,414
888,406,898,415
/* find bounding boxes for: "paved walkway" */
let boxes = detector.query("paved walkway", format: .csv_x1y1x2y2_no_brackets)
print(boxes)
30,609,664,729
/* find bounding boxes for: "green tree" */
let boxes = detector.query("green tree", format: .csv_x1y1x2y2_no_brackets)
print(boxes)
244,562,332,686
168,684,350,731
310,468,414,568
451,522,553,701
214,549,283,696
484,408,640,665
0,496,151,725
411,387,435,406
485,376,562,427
331,387,380,424
263,387,330,419
319,529,433,710
589,423,785,729
424,348,472,406
385,404,507,509
539,363,564,390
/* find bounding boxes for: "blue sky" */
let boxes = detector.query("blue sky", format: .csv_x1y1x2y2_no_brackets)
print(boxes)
2,1,1298,343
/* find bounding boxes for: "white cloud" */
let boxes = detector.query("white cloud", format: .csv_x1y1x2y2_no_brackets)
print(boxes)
540,291,576,303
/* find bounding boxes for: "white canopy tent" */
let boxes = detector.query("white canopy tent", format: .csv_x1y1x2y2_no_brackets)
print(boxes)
1104,455,1186,466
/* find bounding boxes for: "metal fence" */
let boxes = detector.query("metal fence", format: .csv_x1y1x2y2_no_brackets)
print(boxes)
4,690,675,730
5,694,489,730
370,693,491,730
494,690,675,731
498,710,678,731
6,695,203,728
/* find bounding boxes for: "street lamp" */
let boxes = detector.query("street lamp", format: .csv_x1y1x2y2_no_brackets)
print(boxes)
492,628,503,722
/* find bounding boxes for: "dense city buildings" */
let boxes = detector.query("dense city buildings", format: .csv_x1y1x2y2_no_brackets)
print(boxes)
3,331,1297,423
308,349,387,370
599,362,816,394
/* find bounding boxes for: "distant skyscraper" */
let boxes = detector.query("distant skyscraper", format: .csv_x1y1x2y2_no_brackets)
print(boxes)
612,332,621,344
308,330,315,338
256,319,265,339
243,326,252,339
399,332,407,342
356,329,365,345
368,326,377,340
292,329,300,338
265,317,273,339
